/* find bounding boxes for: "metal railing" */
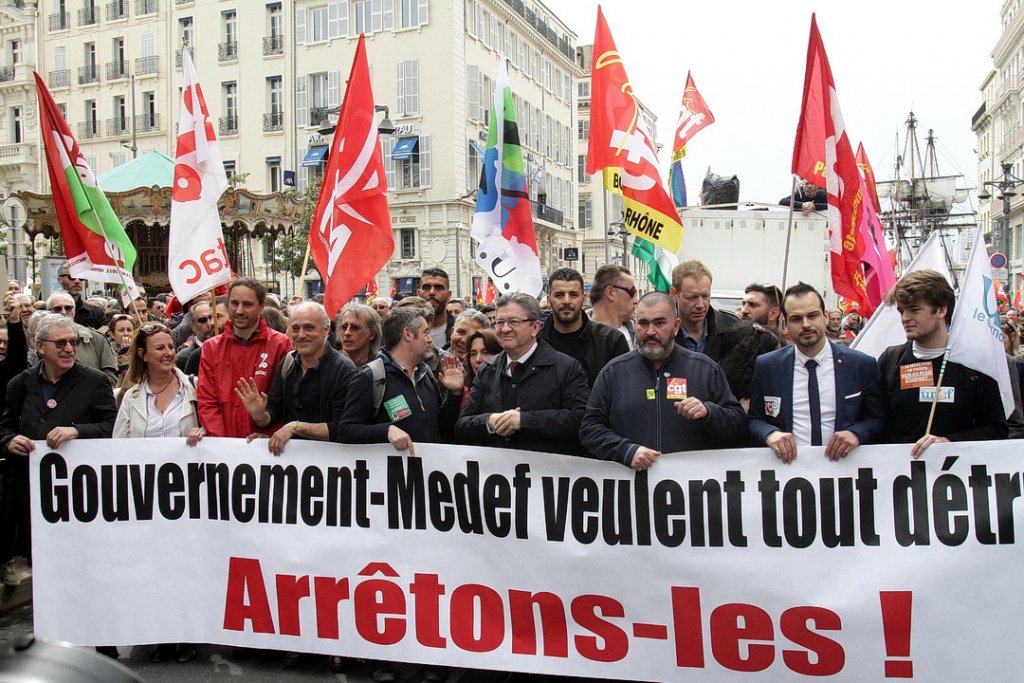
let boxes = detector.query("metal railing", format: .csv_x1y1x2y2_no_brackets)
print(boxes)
106,117,129,136
77,6,98,25
48,12,69,30
77,121,100,139
135,55,158,75
105,60,129,80
136,113,159,132
263,34,284,55
218,41,239,61
77,64,99,84
310,107,332,127
263,111,283,132
0,66,14,83
105,0,127,20
135,0,156,15
175,47,193,68
219,116,239,135
48,69,69,88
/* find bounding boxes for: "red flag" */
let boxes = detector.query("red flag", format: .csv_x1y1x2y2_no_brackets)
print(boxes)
672,72,715,157
791,15,870,315
485,278,496,304
1014,282,1022,310
309,34,393,318
855,142,882,213
366,278,378,297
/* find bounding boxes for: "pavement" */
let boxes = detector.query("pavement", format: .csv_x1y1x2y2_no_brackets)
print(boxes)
0,580,517,682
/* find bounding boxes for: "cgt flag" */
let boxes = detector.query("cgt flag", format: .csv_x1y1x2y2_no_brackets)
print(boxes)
309,35,394,318
471,56,542,297
169,49,232,304
947,228,1014,418
34,73,139,302
672,72,715,159
792,15,871,315
586,7,683,255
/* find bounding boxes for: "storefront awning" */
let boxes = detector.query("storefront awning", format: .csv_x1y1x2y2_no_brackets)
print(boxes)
391,136,419,161
301,145,329,167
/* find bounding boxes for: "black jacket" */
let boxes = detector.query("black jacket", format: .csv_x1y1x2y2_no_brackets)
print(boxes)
0,362,117,453
72,294,107,330
0,321,28,409
264,346,358,443
580,345,746,465
539,313,629,388
674,306,740,363
456,340,589,455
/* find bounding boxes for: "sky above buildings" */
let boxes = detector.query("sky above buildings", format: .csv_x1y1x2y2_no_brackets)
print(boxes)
542,0,1001,205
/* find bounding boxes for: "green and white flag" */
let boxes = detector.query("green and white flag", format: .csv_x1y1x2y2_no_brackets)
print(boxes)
632,236,676,292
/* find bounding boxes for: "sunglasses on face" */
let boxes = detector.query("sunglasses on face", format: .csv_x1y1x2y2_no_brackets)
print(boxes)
609,284,637,298
40,337,80,349
193,316,211,324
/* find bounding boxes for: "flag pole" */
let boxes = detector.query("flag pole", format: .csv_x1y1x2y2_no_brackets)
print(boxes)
297,234,312,300
780,175,798,293
923,349,950,436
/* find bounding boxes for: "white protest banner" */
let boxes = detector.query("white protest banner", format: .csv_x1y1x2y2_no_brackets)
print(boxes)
30,438,1024,681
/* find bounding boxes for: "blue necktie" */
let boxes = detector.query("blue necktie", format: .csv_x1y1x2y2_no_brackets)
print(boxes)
806,359,822,446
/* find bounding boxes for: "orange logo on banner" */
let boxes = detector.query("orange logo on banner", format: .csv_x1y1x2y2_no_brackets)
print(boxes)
899,362,935,390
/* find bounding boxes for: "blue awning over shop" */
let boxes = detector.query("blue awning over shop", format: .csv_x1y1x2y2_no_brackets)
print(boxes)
301,145,329,167
391,136,419,161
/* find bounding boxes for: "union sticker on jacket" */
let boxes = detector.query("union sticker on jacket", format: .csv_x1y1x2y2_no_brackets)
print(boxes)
764,396,782,418
666,378,687,400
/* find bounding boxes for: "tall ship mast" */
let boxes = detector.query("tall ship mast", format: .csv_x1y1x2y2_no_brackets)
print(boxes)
875,111,975,284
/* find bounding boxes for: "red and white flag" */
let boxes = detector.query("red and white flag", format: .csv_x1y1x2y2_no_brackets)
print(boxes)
169,49,231,304
309,35,393,318
672,71,715,158
792,15,871,315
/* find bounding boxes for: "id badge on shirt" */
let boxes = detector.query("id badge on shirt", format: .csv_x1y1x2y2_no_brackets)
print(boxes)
900,361,935,390
384,395,413,422
666,378,687,400
919,386,955,403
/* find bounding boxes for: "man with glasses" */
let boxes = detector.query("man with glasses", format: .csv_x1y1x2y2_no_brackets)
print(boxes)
540,268,628,388
581,292,746,470
590,264,638,350
45,292,117,385
0,313,117,589
55,261,105,330
197,278,292,438
337,302,382,367
175,301,214,372
457,293,589,455
671,259,740,363
747,282,884,464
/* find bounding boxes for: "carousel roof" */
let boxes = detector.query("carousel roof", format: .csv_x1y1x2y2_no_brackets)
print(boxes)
97,150,175,192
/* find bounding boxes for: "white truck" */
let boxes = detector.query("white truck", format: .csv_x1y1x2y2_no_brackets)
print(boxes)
675,207,834,313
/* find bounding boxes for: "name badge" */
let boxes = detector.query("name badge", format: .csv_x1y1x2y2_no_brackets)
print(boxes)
919,386,955,403
646,388,656,400
666,378,687,400
384,394,412,422
900,361,935,390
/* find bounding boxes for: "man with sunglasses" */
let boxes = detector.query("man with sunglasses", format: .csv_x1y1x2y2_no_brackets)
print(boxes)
590,265,638,350
457,293,589,455
45,292,117,385
175,301,214,372
0,313,117,588
55,261,106,330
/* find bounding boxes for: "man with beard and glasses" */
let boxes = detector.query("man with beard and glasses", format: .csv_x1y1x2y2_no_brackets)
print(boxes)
747,282,884,464
580,292,745,470
539,268,628,388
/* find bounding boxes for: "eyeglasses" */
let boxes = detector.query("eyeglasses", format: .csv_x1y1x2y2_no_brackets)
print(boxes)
609,284,638,298
140,323,171,335
493,317,537,328
39,337,80,349
48,305,74,313
193,316,211,324
339,322,365,332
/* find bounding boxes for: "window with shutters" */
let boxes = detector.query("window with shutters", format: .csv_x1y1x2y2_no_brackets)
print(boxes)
467,65,481,122
295,75,308,127
310,5,328,42
395,60,419,116
354,0,372,34
400,0,427,28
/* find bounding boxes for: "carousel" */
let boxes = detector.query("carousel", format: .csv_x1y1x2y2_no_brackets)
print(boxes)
11,150,304,293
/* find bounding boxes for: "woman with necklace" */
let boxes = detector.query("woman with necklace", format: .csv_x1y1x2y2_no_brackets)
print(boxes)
113,322,204,663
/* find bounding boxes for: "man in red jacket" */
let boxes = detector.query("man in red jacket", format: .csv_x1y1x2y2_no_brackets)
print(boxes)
197,278,292,437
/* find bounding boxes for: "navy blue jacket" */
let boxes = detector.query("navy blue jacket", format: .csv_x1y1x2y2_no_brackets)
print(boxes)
747,342,884,445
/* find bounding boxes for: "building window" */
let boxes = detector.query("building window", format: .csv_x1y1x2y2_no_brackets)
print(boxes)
353,0,372,34
400,0,427,28
9,39,21,64
267,159,281,192
578,119,589,141
10,107,22,143
400,228,416,259
224,160,236,178
577,155,587,183
310,5,329,41
140,90,156,130
221,82,238,135
220,11,238,61
396,60,419,116
578,198,592,230
468,141,481,189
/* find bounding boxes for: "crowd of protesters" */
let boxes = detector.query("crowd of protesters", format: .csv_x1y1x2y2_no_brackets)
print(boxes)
0,258,1022,680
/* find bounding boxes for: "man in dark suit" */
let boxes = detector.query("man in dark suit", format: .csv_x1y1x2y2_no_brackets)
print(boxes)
748,282,884,463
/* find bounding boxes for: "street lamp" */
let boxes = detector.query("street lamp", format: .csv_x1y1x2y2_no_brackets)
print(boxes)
608,213,630,272
317,104,396,137
977,161,1024,259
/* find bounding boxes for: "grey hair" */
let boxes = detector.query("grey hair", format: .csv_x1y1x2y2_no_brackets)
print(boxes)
34,313,76,343
290,301,330,327
381,307,426,351
46,291,75,309
495,293,541,321
454,309,491,329
339,303,383,356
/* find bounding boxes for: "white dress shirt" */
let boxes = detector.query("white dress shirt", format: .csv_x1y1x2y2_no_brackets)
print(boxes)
791,343,837,445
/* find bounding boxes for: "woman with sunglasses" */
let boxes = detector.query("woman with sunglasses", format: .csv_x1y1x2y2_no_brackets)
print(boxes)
112,322,204,663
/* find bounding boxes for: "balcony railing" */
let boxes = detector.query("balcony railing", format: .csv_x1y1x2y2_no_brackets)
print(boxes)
309,107,332,127
531,199,564,227
105,60,129,80
0,66,14,83
262,34,284,55
219,116,239,136
175,47,193,68
263,111,283,132
77,121,100,139
106,117,129,136
105,0,127,20
77,6,98,25
48,11,69,30
218,41,238,61
135,55,158,75
135,0,156,15
48,69,69,88
77,64,99,85
136,113,159,132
